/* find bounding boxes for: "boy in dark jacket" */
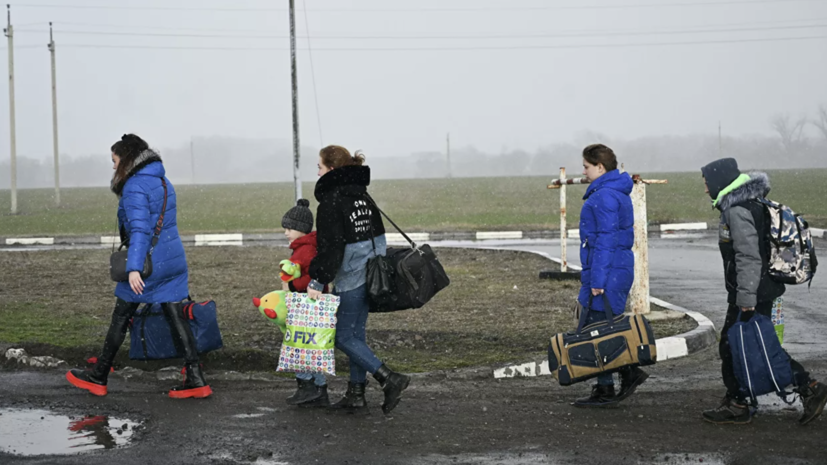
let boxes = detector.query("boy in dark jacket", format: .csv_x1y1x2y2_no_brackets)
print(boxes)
700,158,827,425
280,199,329,407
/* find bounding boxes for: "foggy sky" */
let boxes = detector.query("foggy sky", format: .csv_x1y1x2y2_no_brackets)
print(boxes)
1,0,827,164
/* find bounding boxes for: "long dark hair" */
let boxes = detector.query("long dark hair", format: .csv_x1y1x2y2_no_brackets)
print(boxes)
111,134,149,183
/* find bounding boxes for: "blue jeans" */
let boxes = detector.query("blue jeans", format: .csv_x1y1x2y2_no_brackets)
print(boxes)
583,309,615,387
295,372,327,386
334,284,383,383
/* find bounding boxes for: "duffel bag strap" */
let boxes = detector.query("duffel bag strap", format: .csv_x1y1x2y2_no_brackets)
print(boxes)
365,193,417,249
580,294,615,332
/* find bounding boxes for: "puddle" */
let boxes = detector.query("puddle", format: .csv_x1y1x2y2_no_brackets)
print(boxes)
0,408,141,456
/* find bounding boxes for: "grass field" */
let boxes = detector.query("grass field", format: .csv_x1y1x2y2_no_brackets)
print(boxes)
0,247,694,373
1,169,825,236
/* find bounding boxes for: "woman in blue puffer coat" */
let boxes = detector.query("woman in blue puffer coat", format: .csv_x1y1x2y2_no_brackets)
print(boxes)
573,143,647,408
66,134,211,399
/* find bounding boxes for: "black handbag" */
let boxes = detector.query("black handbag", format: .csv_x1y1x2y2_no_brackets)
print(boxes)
109,178,168,282
364,194,450,312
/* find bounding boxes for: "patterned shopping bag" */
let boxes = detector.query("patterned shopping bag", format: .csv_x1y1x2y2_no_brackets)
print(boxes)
276,293,339,375
771,297,785,345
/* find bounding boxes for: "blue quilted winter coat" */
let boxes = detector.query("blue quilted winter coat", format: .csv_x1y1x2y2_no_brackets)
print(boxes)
114,161,189,304
578,169,635,315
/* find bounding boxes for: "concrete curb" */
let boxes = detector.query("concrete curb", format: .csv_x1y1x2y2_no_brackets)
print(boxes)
0,222,716,248
490,248,718,379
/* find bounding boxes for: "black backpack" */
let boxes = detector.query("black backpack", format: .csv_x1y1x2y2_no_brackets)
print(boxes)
364,195,450,312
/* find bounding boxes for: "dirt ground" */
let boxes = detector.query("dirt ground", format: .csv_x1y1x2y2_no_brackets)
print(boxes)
0,246,694,373
2,350,827,465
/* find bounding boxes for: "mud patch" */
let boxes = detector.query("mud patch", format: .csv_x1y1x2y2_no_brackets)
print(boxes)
0,408,141,456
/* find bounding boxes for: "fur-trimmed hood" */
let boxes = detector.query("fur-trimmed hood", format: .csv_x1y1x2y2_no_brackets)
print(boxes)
111,149,163,197
716,171,771,211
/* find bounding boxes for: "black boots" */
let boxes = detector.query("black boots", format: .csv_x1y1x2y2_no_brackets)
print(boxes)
330,382,368,412
328,365,410,414
373,364,411,414
66,299,137,396
616,367,649,401
163,302,212,399
170,363,213,399
66,364,110,396
287,379,329,407
702,396,752,425
68,299,210,398
573,384,618,408
568,368,647,408
799,381,827,425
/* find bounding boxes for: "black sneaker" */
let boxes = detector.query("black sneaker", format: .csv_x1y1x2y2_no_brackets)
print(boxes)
616,367,649,402
572,384,618,408
799,381,827,425
702,397,752,425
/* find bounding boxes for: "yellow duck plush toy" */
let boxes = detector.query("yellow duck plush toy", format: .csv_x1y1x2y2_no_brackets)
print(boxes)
252,290,289,333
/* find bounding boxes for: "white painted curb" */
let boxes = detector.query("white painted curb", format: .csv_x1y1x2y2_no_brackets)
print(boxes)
476,231,523,240
5,237,54,245
386,232,430,244
812,228,826,239
194,233,243,246
660,222,708,232
660,232,708,240
101,235,120,245
492,250,717,379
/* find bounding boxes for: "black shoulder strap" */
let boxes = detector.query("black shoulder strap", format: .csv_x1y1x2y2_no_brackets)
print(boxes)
364,193,416,248
148,178,168,256
116,178,168,254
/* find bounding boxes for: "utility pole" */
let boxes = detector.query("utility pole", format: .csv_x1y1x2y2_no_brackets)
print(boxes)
288,0,302,201
4,5,17,214
190,137,195,184
446,133,451,178
48,22,60,206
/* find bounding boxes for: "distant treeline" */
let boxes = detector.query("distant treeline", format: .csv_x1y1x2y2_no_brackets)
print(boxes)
2,133,826,189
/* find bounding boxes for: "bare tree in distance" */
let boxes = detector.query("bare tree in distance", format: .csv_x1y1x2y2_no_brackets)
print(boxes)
812,105,827,142
770,113,808,155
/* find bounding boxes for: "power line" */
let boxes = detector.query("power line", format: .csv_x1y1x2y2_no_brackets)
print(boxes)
25,16,827,35
5,34,823,51
302,0,324,148
14,0,827,12
15,22,827,40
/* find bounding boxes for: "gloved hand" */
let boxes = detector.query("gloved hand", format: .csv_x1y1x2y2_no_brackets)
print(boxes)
279,260,302,283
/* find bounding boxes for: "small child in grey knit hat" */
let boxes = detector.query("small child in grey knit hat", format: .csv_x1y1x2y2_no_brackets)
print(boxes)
280,199,329,406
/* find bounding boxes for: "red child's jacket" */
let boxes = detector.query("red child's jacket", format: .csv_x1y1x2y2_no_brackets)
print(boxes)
287,232,318,293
